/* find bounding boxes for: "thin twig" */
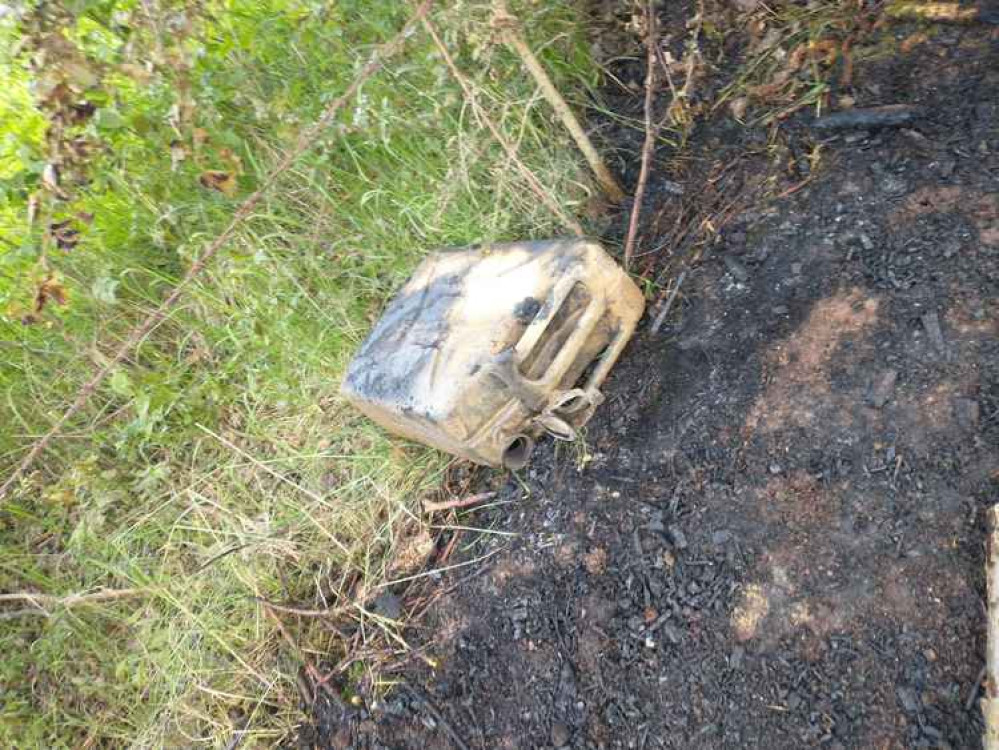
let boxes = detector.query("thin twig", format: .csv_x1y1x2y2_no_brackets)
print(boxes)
253,597,347,619
492,0,625,203
623,1,660,270
376,546,505,588
650,269,686,335
423,490,496,514
0,0,434,503
421,16,585,236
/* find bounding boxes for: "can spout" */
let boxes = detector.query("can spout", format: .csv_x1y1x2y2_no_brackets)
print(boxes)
501,435,534,470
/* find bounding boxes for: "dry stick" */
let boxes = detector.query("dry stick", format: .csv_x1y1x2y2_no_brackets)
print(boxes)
421,17,584,237
649,269,686,335
423,490,496,514
0,0,434,503
252,597,347,619
492,0,625,203
984,504,999,750
623,1,660,270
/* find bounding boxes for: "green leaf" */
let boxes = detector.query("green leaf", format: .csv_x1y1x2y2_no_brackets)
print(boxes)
95,108,125,130
91,276,118,304
109,369,132,398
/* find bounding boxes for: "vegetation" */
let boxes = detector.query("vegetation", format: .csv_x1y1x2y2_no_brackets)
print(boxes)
0,0,597,745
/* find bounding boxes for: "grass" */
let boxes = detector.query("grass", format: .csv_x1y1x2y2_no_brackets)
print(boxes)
0,1,598,746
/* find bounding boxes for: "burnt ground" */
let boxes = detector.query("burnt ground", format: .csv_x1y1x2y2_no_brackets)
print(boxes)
300,4,998,749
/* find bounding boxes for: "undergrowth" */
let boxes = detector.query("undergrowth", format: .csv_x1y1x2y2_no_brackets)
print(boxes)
0,1,596,746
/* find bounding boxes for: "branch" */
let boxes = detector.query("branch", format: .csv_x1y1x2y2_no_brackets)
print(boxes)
492,0,625,203
649,269,686,335
623,1,660,270
0,0,434,503
423,490,496,513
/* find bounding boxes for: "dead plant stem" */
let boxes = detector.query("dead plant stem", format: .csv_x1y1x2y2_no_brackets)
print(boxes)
623,1,660,270
423,490,496,513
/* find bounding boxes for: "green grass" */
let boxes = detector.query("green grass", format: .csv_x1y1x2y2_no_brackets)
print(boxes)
0,1,597,745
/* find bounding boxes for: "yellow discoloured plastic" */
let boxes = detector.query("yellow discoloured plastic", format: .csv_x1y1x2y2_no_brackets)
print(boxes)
341,239,645,468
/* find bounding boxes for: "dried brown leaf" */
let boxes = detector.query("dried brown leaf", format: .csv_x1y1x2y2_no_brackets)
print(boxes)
729,96,749,121
34,276,69,316
389,528,436,577
48,219,81,251
199,170,236,197
900,31,929,53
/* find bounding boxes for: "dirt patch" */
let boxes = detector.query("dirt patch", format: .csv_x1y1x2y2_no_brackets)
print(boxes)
298,3,998,749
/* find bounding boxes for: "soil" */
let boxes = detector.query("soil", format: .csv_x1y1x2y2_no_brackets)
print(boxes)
299,4,998,749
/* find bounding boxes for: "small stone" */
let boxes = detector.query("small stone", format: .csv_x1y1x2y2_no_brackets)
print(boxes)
897,686,919,713
869,369,898,409
935,157,956,178
668,526,688,550
790,262,803,275
771,305,789,315
922,724,942,739
712,530,732,546
729,646,744,669
371,591,403,620
953,398,980,430
723,255,749,282
921,311,948,358
583,547,608,575
769,463,783,475
661,624,681,644
879,173,910,196
551,721,570,747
